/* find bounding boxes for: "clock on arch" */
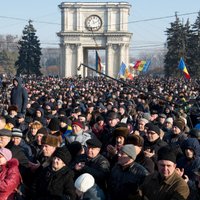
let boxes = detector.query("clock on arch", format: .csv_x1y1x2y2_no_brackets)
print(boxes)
85,15,102,31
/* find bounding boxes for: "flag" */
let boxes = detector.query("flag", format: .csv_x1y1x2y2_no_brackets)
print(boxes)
96,51,102,73
142,60,151,72
118,62,126,77
134,60,146,71
124,68,134,80
178,58,191,79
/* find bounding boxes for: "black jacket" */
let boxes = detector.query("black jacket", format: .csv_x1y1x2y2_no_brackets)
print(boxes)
10,77,28,114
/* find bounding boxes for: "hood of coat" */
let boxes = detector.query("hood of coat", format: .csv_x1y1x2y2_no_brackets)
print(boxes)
181,138,200,157
13,77,22,87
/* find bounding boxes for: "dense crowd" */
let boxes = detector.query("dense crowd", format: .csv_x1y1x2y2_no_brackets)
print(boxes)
0,75,200,200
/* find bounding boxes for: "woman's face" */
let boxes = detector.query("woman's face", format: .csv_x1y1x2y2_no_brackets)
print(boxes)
0,153,7,165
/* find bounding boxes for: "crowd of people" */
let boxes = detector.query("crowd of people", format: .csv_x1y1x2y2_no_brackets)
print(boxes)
0,74,200,200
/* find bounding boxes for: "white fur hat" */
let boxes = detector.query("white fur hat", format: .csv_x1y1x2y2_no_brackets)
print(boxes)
75,173,95,192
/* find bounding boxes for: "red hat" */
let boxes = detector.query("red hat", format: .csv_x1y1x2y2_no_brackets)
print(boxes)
72,120,84,129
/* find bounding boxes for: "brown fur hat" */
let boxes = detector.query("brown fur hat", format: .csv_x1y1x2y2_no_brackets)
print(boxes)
41,134,59,147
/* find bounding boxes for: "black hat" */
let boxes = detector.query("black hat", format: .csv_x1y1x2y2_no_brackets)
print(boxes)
173,120,185,131
53,146,71,165
146,123,160,135
37,127,49,135
6,117,16,127
0,129,12,137
16,113,25,119
189,128,200,139
12,128,23,138
157,146,176,163
96,115,104,123
86,138,102,148
48,117,60,131
107,111,120,120
68,141,82,157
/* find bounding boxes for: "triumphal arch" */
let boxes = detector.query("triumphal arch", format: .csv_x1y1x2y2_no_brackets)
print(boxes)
58,2,132,78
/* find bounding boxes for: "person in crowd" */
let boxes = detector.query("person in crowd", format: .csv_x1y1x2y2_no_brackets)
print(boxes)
108,144,149,200
92,115,105,139
74,138,110,192
140,146,189,200
65,120,91,146
33,146,76,200
16,113,29,134
10,77,28,115
75,173,105,200
134,117,149,137
0,115,6,129
0,147,21,200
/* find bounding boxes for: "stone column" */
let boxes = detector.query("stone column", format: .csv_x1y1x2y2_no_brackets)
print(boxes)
106,44,113,77
77,44,83,76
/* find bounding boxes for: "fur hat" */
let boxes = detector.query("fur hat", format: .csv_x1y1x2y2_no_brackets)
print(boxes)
157,146,176,163
86,138,102,148
113,127,129,139
0,147,12,161
126,135,144,147
41,134,59,147
121,144,136,160
75,173,95,192
8,105,18,113
12,128,23,138
53,146,71,165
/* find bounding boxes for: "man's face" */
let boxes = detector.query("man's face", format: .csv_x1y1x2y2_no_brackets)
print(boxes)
72,124,82,134
42,144,56,157
108,118,119,127
52,156,66,171
146,130,159,142
118,151,133,167
138,120,145,131
12,137,21,146
172,126,181,135
86,146,100,159
157,160,176,179
185,148,194,159
0,136,11,147
116,136,125,147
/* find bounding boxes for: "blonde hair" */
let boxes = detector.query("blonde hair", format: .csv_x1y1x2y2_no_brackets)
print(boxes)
29,121,43,130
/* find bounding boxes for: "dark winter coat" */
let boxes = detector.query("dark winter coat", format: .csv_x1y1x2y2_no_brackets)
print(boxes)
0,158,21,200
34,165,76,200
10,77,28,114
109,162,149,200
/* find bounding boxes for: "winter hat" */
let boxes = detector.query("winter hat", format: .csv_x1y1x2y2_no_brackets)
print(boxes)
159,114,167,119
12,128,23,138
189,128,200,140
113,127,129,139
72,120,84,129
86,138,102,148
146,123,160,135
157,146,176,163
53,146,71,165
127,135,144,147
48,117,60,131
142,112,151,121
37,127,49,135
173,120,185,131
165,117,173,124
96,115,104,123
6,117,16,127
107,111,120,120
0,129,12,137
41,134,59,147
138,118,149,124
121,144,136,160
0,147,12,161
75,173,95,192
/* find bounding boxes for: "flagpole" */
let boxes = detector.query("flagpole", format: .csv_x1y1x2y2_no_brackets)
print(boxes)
77,63,180,106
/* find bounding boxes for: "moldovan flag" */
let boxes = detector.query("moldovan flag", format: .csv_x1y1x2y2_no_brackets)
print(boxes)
124,68,134,80
178,58,191,80
118,62,126,78
134,60,146,71
96,51,102,73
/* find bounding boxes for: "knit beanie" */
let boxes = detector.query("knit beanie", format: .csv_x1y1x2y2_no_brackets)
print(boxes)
68,141,82,157
53,146,71,165
72,120,84,129
75,173,95,192
146,123,160,135
173,120,185,131
121,144,136,160
12,128,23,138
41,134,59,147
48,117,60,131
0,147,12,161
157,146,176,163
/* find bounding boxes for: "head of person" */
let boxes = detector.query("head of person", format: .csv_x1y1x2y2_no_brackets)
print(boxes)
107,111,120,127
113,127,129,149
52,146,71,171
30,121,43,136
172,120,185,135
59,116,71,128
41,134,59,157
75,173,95,197
126,134,144,155
145,123,160,142
157,146,177,179
11,128,23,146
86,138,102,159
118,144,136,167
0,147,12,165
164,117,173,129
16,113,25,124
7,105,18,118
0,129,12,148
13,77,20,87
72,120,84,134
0,116,6,130
137,118,149,132
36,127,49,145
96,115,104,126
158,114,167,124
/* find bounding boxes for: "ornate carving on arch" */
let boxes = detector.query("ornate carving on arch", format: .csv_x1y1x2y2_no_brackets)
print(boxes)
108,37,123,42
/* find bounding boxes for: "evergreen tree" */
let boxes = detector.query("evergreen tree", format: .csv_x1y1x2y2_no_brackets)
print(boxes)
15,20,42,76
164,13,186,77
189,11,200,76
